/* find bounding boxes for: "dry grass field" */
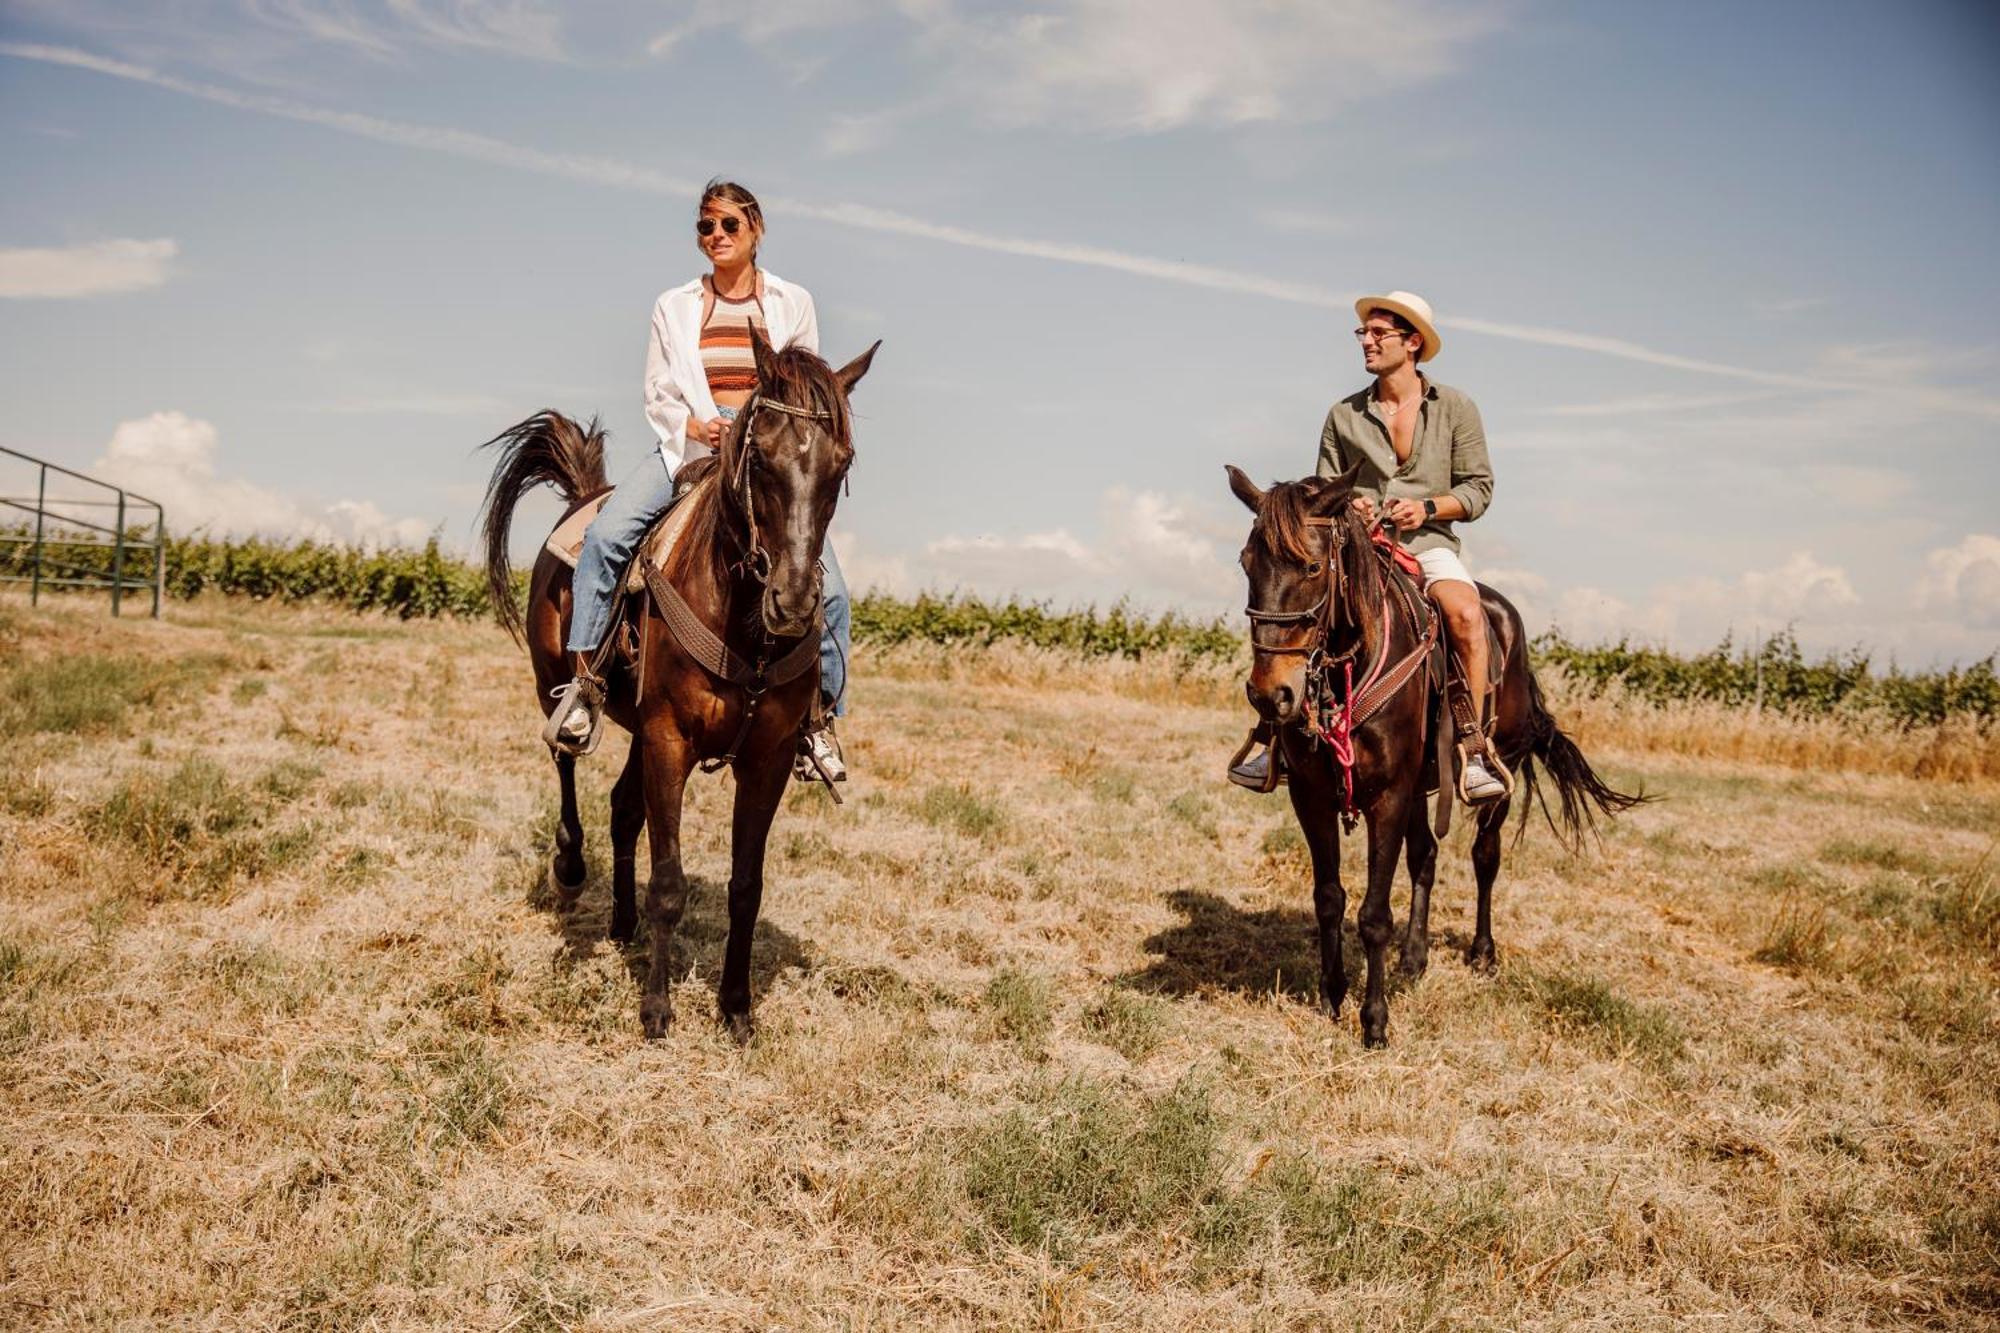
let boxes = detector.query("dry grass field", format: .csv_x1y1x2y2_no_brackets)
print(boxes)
2,595,1996,1330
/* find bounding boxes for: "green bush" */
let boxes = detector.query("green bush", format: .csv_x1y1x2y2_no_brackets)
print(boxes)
1535,628,1997,730
9,526,1993,727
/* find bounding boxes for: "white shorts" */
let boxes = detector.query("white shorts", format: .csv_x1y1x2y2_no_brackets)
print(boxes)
1416,546,1475,590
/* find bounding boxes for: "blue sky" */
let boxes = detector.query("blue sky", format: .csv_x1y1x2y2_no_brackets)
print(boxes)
2,1,1996,663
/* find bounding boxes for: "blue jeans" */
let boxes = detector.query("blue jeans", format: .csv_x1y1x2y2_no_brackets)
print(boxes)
567,434,850,718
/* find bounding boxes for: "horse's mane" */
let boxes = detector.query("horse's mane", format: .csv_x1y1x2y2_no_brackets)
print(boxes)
667,343,852,585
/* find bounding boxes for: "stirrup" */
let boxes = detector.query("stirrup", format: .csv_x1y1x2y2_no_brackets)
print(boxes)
542,674,606,757
793,722,847,803
1454,738,1513,804
1227,728,1283,792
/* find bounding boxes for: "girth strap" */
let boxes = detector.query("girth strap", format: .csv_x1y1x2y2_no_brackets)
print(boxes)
643,563,821,689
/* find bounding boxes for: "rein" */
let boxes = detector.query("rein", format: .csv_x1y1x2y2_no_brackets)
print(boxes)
1246,513,1439,825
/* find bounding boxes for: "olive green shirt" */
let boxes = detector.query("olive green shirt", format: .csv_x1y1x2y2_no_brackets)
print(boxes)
1315,377,1494,555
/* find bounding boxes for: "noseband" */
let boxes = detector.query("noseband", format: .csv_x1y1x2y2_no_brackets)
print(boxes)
729,390,841,585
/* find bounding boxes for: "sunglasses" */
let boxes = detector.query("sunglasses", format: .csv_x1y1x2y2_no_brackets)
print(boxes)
696,216,745,237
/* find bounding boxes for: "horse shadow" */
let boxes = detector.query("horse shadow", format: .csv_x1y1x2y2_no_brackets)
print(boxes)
517,852,817,994
1117,888,1373,1003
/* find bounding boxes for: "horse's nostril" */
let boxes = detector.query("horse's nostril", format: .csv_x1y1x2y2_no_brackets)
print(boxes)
1274,685,1295,718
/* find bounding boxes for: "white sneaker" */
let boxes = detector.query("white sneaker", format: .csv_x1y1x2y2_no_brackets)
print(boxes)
1462,751,1507,802
1227,747,1281,791
795,724,846,782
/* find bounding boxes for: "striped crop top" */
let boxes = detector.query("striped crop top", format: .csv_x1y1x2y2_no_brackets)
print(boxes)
699,290,768,402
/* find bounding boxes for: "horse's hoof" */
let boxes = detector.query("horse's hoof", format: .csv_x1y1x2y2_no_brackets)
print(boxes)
1362,1028,1389,1050
1396,951,1429,980
1464,942,1498,974
548,861,586,907
640,995,673,1039
722,1011,755,1046
608,911,637,943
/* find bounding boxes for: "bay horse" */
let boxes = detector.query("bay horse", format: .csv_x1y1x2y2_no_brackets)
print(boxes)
480,330,877,1039
1227,463,1643,1048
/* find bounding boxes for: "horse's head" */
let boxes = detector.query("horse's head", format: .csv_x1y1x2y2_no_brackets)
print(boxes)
1226,462,1364,726
728,328,878,638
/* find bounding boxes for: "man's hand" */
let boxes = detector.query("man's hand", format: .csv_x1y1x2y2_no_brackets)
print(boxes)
1387,497,1429,532
703,417,729,448
1351,495,1378,525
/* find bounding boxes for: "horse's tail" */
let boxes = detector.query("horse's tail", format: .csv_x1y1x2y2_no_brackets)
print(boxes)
477,411,607,644
1514,662,1650,852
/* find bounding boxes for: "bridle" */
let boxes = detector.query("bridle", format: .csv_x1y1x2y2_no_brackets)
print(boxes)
1243,506,1440,824
1244,514,1348,658
726,390,843,586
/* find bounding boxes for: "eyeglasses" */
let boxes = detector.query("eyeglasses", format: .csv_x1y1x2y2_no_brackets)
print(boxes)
696,216,744,237
1353,326,1411,345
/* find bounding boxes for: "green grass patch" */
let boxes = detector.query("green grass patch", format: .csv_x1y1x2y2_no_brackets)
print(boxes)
85,756,316,899
1508,966,1686,1067
1080,988,1169,1061
984,968,1053,1053
1755,898,1844,975
963,1075,1224,1260
918,783,1006,840
0,651,230,737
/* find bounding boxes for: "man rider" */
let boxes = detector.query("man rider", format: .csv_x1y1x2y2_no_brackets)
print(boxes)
1230,290,1507,802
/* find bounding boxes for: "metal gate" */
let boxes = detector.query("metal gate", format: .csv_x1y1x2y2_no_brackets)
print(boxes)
0,445,166,617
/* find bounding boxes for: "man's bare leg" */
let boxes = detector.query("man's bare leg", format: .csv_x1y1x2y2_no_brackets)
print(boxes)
1428,578,1505,800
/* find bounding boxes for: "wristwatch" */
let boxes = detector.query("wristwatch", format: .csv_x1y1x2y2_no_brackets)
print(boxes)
1422,498,1438,520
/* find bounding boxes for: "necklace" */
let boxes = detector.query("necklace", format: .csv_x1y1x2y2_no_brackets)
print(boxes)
711,269,758,303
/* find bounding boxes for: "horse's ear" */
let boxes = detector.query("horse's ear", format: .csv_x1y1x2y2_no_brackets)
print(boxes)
750,322,778,384
1225,465,1264,513
834,340,880,396
1308,462,1362,515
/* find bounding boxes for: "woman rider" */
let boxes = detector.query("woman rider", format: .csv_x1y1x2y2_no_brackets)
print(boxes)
544,179,852,780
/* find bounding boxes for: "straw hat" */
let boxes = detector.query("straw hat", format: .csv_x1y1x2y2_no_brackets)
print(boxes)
1353,290,1440,363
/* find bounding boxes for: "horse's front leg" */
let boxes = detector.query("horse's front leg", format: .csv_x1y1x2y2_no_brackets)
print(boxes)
1288,770,1347,1019
1467,796,1511,973
717,740,792,1044
1399,794,1438,978
607,735,645,942
549,751,587,906
637,735,695,1039
1359,787,1412,1048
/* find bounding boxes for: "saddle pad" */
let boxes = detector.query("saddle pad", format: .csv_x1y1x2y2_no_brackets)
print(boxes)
543,473,716,592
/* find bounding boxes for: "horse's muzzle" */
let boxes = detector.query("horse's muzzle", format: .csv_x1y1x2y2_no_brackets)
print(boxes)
762,582,818,639
1245,673,1301,726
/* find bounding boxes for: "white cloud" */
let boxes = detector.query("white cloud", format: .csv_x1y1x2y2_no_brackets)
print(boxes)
847,486,1242,612
901,0,1502,134
0,238,177,298
1916,534,2000,629
380,0,564,61
86,410,435,547
6,1,566,69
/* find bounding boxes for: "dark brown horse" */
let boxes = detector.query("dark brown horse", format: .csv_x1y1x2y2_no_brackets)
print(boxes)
480,331,876,1039
1227,464,1643,1048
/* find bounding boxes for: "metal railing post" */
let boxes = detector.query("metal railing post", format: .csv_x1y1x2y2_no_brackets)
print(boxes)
110,491,127,616
153,507,165,618
30,463,46,606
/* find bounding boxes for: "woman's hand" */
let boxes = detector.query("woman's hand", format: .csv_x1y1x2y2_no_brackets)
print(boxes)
690,417,728,449
1351,495,1378,526
1386,497,1429,531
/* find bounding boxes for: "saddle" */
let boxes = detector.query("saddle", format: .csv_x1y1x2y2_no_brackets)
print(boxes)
544,473,716,592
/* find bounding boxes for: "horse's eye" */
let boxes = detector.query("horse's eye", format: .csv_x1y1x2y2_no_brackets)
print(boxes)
1306,562,1323,577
